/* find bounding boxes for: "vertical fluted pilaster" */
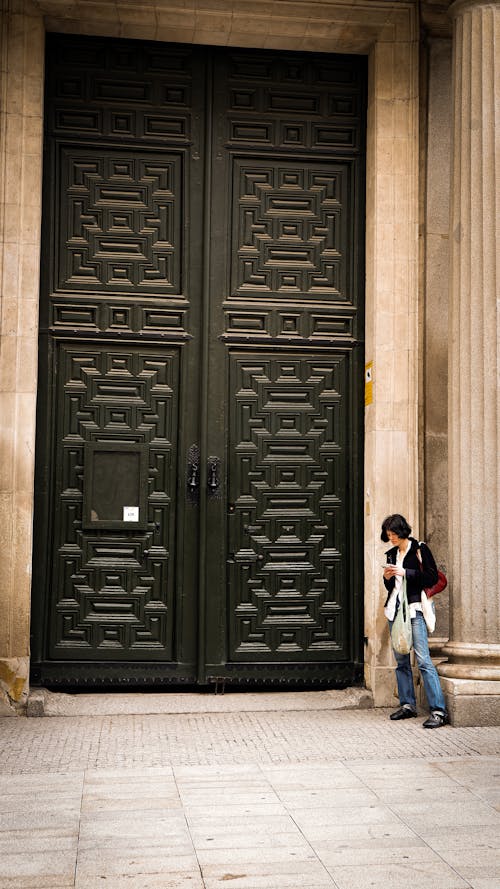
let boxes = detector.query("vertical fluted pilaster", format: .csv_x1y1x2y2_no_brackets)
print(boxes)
440,0,500,681
0,1,44,712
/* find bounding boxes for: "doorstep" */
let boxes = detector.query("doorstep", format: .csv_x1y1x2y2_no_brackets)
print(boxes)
26,686,373,717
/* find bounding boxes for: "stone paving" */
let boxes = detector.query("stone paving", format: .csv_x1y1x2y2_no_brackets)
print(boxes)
0,695,499,888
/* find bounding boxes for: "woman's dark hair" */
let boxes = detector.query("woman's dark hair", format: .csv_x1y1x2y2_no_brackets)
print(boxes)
380,514,412,542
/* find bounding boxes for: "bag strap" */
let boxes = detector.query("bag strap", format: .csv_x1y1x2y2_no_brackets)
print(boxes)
416,542,425,566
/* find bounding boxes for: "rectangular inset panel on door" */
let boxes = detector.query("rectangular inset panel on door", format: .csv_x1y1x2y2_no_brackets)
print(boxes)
49,342,180,661
227,351,350,662
83,442,148,530
232,158,350,302
57,148,183,296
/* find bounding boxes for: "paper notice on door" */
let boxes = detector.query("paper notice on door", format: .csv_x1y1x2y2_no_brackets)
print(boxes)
123,506,139,522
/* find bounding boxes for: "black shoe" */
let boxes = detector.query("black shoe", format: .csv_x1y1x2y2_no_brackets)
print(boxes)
422,711,449,729
390,705,417,720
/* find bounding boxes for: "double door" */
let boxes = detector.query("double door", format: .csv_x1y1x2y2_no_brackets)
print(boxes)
31,35,366,688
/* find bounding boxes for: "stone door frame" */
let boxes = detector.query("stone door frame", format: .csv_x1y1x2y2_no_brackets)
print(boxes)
0,0,419,710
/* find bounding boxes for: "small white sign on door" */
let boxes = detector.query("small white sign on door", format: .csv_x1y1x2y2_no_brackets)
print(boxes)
123,506,139,522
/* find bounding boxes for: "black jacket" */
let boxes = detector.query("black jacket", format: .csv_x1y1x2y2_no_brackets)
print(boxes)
383,537,438,606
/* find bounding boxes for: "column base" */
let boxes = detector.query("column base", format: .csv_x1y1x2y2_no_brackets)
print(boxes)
440,676,500,726
365,665,400,707
439,642,500,680
0,657,29,715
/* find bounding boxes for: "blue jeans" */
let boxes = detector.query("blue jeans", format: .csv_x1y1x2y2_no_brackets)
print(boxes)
389,610,446,713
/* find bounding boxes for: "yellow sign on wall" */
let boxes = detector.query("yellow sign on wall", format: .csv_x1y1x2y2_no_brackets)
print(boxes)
365,362,373,406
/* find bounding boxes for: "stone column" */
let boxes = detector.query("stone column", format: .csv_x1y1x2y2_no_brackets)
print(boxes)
0,1,44,713
439,0,500,724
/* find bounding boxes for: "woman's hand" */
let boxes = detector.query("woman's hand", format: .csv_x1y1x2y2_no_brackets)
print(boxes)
383,565,404,580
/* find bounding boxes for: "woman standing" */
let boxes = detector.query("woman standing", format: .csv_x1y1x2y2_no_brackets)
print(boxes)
381,514,448,728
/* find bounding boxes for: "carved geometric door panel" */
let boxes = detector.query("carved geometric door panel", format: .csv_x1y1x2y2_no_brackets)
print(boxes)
48,343,179,660
227,353,349,662
58,149,182,295
232,160,349,301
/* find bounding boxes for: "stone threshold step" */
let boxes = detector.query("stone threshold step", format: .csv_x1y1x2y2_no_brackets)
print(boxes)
27,687,373,717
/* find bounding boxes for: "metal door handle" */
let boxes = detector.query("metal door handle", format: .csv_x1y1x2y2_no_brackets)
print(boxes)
187,444,200,504
207,457,220,495
188,462,199,491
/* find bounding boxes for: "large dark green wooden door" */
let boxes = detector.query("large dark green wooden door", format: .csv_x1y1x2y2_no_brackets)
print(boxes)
31,36,366,688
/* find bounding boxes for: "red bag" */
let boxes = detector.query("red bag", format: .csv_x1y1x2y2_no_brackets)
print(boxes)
417,546,447,598
424,569,447,598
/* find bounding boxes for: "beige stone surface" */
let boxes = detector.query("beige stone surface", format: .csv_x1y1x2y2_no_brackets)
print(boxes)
32,0,418,53
28,687,374,717
441,0,500,711
0,3,44,680
0,656,29,715
441,674,500,725
423,37,452,641
443,689,500,727
363,11,420,701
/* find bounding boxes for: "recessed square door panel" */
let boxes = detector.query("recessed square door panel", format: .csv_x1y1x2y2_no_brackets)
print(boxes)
57,148,182,295
48,342,179,661
232,158,349,301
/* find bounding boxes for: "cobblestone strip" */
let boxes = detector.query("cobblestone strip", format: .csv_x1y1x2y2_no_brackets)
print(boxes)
0,710,499,775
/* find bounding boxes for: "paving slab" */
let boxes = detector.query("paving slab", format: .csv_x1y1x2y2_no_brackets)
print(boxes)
0,830,77,857
81,794,183,813
190,831,306,851
75,849,200,877
347,757,455,778
260,762,363,789
314,839,438,868
78,812,188,842
196,845,319,867
362,781,475,805
438,848,500,869
327,860,472,889
201,863,337,889
0,850,77,882
272,787,380,808
187,801,288,818
0,879,75,889
296,819,425,844
187,815,294,833
0,773,84,794
453,873,500,889
0,809,82,831
290,803,410,828
75,878,205,889
0,791,83,814
202,874,337,889
419,823,500,852
391,798,500,830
